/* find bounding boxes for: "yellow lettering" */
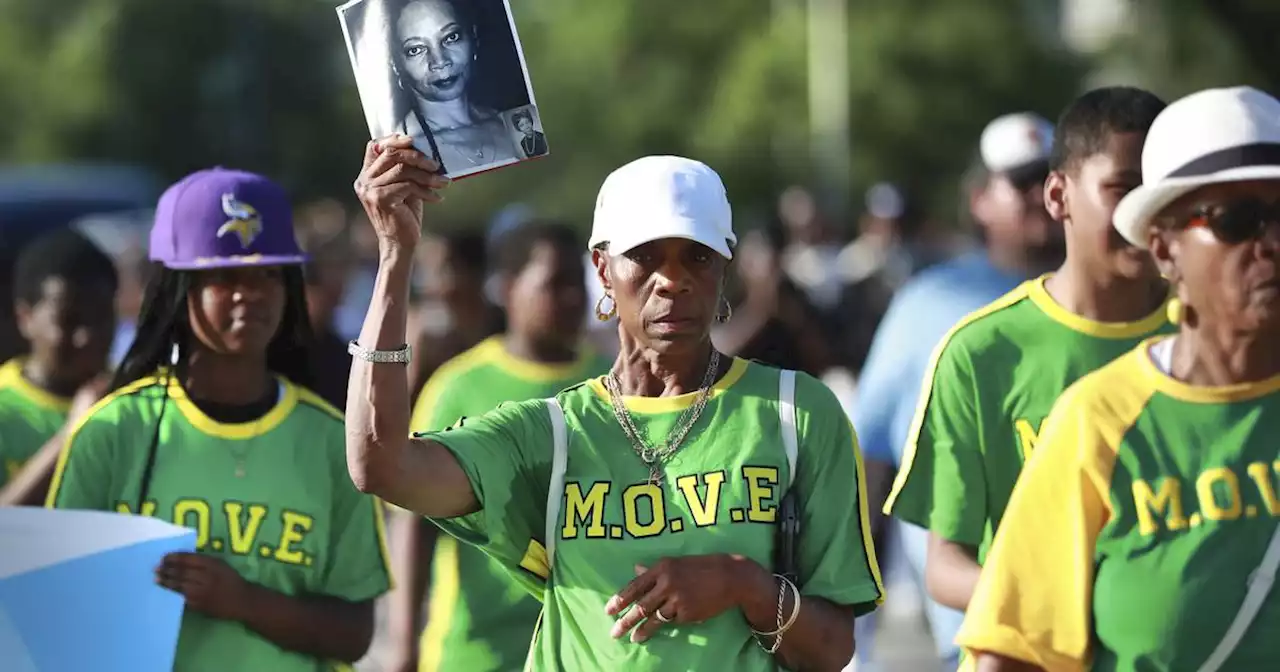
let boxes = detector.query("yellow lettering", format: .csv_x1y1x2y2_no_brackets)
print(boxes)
1014,419,1040,461
561,482,610,539
274,510,313,565
675,472,725,527
172,499,211,549
223,502,268,555
622,484,666,538
1248,462,1280,516
1197,468,1242,521
743,466,779,523
1132,478,1187,535
114,500,158,517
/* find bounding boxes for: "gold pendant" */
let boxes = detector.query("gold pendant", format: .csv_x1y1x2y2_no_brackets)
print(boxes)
648,465,662,487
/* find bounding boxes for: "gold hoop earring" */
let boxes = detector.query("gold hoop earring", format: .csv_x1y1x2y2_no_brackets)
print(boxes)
716,298,732,323
1166,297,1183,325
595,294,617,322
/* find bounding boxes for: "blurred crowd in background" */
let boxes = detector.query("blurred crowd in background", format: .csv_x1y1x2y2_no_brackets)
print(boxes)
5,0,1280,669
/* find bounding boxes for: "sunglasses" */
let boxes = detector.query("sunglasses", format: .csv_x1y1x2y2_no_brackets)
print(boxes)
1180,198,1280,244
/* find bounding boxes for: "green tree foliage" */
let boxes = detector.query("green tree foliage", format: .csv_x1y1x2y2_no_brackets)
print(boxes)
1098,0,1263,102
0,0,1086,230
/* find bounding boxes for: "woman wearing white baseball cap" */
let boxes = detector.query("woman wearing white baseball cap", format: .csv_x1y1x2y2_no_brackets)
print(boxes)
958,86,1280,672
347,136,883,671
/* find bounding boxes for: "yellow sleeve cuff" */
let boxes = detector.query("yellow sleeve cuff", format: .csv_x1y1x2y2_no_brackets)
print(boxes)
956,623,1088,672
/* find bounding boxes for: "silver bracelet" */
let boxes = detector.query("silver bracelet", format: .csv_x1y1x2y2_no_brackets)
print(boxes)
347,340,412,364
753,574,802,653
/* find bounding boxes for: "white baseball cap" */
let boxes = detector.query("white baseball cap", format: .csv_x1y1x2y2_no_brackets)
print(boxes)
980,112,1055,174
1113,86,1280,246
589,156,737,259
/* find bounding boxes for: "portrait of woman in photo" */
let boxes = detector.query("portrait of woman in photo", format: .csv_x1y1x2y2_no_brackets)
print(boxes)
511,108,548,159
339,0,544,178
387,0,519,174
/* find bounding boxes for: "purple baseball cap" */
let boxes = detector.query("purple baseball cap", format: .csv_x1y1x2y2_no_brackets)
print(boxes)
149,167,308,270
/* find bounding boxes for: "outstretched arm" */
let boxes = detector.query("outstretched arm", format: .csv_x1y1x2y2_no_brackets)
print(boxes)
3,375,109,506
386,512,438,670
1,431,64,506
344,136,474,518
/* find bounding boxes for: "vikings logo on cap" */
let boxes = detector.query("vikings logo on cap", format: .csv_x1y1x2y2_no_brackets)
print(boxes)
216,193,263,249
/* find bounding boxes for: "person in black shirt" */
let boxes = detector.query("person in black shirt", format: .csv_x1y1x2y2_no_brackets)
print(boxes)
304,243,353,409
714,225,834,377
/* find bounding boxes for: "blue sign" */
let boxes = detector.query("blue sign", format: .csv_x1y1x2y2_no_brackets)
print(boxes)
0,507,195,671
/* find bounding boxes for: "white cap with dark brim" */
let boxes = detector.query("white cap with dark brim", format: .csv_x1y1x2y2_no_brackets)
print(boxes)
979,112,1054,175
589,156,737,259
1113,86,1280,247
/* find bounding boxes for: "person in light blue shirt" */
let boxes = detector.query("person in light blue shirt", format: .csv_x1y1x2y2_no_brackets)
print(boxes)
850,112,1064,672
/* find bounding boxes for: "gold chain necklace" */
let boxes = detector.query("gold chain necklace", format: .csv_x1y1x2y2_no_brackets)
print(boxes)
604,350,721,486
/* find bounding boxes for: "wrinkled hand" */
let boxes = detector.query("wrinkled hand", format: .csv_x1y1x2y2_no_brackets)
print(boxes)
605,554,747,643
68,375,111,423
156,552,250,621
353,134,451,251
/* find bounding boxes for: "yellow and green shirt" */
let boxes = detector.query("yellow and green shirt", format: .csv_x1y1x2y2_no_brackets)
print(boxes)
959,339,1280,671
423,357,884,671
48,374,393,672
0,358,71,486
884,275,1172,563
410,336,611,672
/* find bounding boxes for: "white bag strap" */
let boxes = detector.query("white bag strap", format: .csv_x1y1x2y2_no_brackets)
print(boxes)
778,369,798,489
543,398,569,570
1198,524,1280,672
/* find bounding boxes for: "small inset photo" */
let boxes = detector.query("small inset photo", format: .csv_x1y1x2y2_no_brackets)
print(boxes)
337,0,546,179
504,105,549,160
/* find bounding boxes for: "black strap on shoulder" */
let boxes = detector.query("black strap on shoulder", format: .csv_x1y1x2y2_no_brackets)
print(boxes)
135,378,171,514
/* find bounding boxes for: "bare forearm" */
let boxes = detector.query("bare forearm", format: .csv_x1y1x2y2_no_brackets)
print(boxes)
346,244,416,497
343,246,478,516
735,558,855,671
236,585,374,663
1,430,66,506
925,534,982,611
388,511,438,656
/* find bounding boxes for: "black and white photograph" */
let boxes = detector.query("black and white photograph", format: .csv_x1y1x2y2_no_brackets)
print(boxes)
337,0,547,179
504,105,549,160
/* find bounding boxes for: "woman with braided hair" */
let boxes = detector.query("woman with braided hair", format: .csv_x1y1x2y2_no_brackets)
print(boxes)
49,168,392,670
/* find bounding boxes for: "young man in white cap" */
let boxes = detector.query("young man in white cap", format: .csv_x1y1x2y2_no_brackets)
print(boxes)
853,111,1061,671
882,86,1174,660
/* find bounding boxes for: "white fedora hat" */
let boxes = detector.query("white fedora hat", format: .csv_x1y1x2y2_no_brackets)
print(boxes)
1113,86,1280,246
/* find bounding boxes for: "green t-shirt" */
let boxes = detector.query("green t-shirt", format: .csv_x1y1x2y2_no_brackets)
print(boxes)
960,341,1280,670
409,336,611,672
0,358,71,486
884,275,1173,563
422,357,884,672
47,373,392,672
